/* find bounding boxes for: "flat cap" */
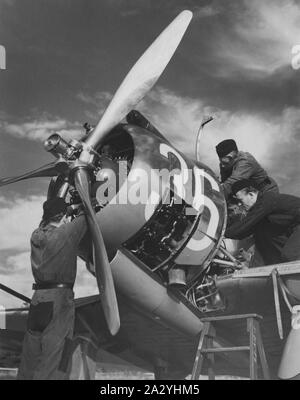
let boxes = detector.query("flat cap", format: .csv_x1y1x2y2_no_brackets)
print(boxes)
231,179,258,195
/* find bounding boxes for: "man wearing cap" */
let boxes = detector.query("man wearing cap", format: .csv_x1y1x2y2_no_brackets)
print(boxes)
215,139,278,199
225,179,300,265
17,197,87,380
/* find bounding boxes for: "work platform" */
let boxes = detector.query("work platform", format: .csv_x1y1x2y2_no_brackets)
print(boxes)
191,313,270,380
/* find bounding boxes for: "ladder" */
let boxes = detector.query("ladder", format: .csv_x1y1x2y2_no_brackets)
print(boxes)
191,313,270,380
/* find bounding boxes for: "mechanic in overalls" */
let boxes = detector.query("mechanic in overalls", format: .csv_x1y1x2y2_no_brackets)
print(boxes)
17,197,87,379
225,179,300,265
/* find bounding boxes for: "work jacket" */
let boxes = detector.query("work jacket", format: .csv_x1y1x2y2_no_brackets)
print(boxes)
30,215,87,285
221,151,278,198
225,192,300,264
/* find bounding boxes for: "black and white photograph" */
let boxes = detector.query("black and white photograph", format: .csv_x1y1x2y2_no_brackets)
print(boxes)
0,0,300,381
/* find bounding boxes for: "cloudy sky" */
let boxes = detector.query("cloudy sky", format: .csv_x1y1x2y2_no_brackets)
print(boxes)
0,0,300,307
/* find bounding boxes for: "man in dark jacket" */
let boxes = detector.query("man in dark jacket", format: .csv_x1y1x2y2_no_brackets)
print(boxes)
216,139,278,199
17,197,87,380
225,179,300,265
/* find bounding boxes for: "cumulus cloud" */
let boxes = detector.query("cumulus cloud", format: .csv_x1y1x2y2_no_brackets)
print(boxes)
2,117,84,142
5,252,30,274
0,195,45,251
193,4,220,19
103,0,220,19
214,0,300,76
0,261,32,309
77,91,113,121
0,250,32,307
77,91,112,108
138,86,300,194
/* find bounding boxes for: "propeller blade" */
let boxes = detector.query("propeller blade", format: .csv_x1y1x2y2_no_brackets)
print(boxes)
73,167,120,336
0,161,69,187
86,10,193,148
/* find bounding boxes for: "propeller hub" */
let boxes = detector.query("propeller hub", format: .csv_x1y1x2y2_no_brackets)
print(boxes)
69,160,95,185
70,160,94,172
78,147,96,165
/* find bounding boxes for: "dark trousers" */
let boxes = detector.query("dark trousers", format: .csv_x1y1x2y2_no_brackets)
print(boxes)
281,225,300,262
255,223,300,266
17,288,74,380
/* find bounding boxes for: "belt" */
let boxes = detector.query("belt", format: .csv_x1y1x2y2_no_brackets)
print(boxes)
32,283,74,290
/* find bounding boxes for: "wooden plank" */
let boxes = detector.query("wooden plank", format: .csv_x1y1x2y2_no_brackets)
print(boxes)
254,319,271,380
248,318,258,380
233,261,300,279
202,346,250,353
206,336,215,380
202,314,262,322
191,322,211,380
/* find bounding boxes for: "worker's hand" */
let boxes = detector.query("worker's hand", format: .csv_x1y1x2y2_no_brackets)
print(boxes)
91,198,101,213
67,199,102,216
234,248,252,270
237,248,252,262
66,204,84,217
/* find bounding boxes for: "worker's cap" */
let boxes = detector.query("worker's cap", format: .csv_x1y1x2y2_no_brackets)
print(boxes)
216,139,238,158
42,197,68,220
231,179,259,196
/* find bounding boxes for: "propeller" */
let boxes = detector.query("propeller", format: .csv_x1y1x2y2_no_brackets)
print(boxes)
73,167,120,335
85,10,193,149
73,10,193,336
0,160,69,187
